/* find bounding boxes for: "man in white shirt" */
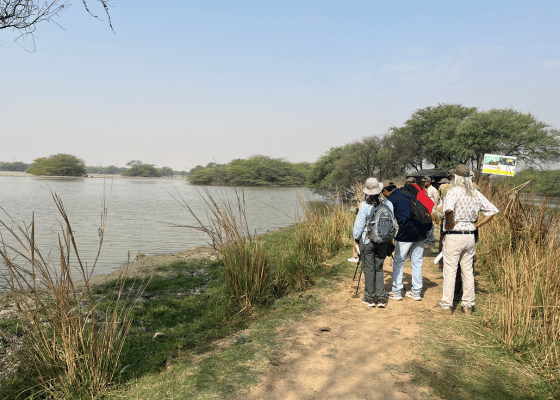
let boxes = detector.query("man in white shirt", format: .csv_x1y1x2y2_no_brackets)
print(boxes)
434,165,498,316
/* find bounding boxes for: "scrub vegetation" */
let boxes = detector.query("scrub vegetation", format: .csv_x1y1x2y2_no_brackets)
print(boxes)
27,153,86,176
187,155,311,186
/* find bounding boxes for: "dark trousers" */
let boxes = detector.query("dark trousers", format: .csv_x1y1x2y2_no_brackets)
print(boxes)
360,240,389,300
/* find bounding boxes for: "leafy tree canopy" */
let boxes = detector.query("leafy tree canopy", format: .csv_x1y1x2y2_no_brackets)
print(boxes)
187,156,308,186
456,109,560,175
28,154,86,176
122,160,162,177
0,161,30,172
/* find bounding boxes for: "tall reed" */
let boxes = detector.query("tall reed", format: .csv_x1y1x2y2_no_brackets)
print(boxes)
175,188,354,311
174,187,272,313
477,183,560,388
0,193,141,399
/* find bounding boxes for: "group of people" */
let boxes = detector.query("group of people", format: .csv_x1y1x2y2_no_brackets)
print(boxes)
351,165,499,315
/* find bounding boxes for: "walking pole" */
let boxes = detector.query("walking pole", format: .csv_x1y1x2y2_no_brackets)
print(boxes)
354,245,363,295
355,260,363,296
352,244,361,280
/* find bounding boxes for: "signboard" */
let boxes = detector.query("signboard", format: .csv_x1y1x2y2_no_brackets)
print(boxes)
482,154,517,176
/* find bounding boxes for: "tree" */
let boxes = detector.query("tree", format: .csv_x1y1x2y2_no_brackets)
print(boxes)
28,153,86,176
456,109,560,176
159,166,174,177
306,135,407,198
391,104,477,170
122,160,162,177
1,0,113,49
0,161,29,171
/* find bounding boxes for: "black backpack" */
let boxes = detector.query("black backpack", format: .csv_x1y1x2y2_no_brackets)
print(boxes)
401,190,432,226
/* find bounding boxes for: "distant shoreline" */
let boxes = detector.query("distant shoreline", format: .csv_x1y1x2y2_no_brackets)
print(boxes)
0,171,184,179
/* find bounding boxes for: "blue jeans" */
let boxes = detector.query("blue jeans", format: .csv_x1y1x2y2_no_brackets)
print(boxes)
392,240,425,296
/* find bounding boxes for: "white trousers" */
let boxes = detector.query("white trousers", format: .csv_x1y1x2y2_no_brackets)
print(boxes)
440,234,476,308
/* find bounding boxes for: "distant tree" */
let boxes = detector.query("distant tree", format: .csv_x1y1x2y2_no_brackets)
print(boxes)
159,166,174,177
1,0,113,50
122,160,162,177
104,165,124,175
187,157,307,186
28,154,86,176
0,161,30,172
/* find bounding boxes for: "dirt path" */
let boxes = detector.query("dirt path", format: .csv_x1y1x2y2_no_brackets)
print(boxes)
245,252,444,400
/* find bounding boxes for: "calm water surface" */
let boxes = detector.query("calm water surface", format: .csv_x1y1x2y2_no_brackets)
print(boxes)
0,177,327,278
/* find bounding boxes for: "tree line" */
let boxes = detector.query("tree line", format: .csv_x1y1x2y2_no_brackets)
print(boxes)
8,154,184,177
187,155,311,186
7,104,558,185
307,104,560,195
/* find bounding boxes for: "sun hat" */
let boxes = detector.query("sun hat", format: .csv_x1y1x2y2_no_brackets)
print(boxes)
455,164,473,177
406,177,416,183
421,176,431,182
363,178,383,195
439,178,450,184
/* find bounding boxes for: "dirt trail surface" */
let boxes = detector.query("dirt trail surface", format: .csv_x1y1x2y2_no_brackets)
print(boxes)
244,253,444,400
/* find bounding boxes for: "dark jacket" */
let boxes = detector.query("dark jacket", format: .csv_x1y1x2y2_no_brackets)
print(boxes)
387,188,431,242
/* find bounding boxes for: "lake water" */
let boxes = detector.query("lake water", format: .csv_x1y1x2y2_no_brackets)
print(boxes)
0,176,327,278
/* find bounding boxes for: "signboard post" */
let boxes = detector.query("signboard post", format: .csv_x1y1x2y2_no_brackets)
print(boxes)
482,154,517,176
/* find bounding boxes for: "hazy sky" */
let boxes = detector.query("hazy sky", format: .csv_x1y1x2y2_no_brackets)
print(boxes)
2,1,559,171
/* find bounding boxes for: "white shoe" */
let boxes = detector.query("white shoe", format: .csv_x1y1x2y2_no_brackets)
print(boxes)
348,257,359,263
405,291,422,301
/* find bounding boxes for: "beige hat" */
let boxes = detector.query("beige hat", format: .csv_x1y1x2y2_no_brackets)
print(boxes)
439,178,450,184
455,164,473,177
421,176,431,182
406,177,416,183
363,178,383,195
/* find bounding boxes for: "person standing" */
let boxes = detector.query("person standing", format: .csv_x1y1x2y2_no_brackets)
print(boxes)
422,176,438,248
384,183,432,301
434,165,498,315
353,178,394,308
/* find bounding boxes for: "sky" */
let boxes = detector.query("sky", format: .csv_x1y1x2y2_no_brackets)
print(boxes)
1,0,559,171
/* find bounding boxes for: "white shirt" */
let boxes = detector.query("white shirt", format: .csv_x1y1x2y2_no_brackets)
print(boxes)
443,187,498,231
425,185,438,203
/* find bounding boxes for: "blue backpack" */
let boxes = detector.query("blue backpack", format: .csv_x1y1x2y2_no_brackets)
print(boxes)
366,200,397,243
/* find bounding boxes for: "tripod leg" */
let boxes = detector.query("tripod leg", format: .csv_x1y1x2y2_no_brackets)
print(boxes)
352,260,360,281
355,263,363,296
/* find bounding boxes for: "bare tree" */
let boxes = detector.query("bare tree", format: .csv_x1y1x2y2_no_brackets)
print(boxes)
1,0,113,49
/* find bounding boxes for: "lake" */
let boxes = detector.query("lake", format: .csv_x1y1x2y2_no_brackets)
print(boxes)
0,176,327,278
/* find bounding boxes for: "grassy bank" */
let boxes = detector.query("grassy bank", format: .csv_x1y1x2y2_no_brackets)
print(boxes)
0,191,354,399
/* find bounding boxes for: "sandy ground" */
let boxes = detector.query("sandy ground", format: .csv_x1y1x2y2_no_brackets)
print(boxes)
242,251,444,400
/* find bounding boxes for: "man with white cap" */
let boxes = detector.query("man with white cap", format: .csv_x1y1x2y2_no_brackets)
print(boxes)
434,164,498,315
352,178,394,308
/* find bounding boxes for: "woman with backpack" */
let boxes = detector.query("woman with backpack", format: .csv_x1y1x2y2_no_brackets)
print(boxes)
352,178,396,308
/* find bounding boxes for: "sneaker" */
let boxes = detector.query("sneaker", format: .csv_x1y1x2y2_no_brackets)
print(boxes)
377,300,387,308
362,298,377,307
405,291,422,301
388,292,403,301
461,306,473,316
432,305,452,315
348,257,359,263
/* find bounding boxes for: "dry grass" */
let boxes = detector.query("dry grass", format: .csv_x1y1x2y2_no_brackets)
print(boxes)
175,187,354,313
0,192,143,399
477,182,560,388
